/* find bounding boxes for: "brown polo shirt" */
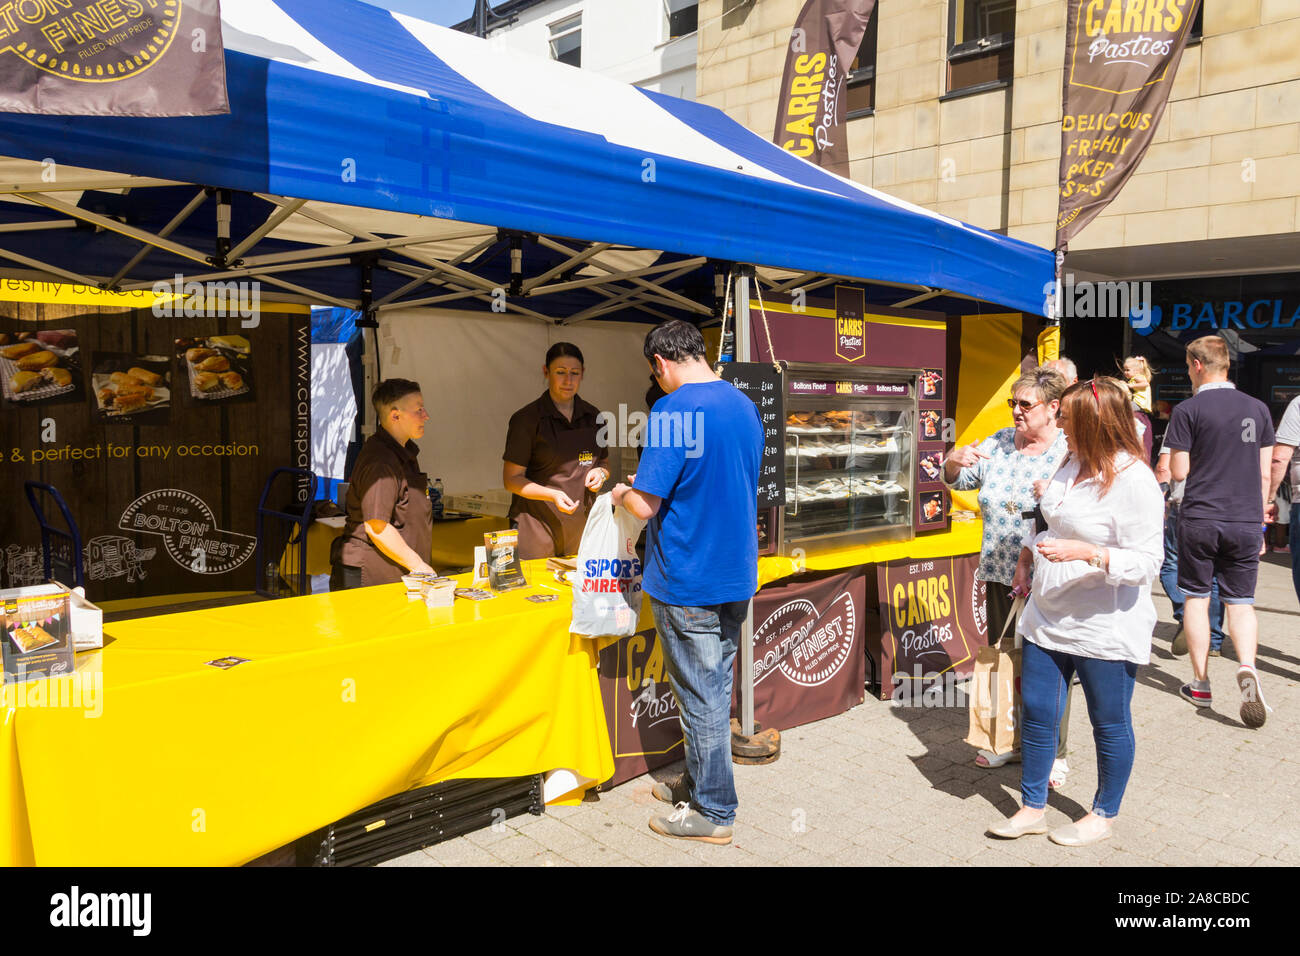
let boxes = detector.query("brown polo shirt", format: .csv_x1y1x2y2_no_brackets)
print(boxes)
504,391,608,559
339,428,433,586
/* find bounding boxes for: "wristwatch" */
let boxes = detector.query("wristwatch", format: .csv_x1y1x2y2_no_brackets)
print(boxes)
1088,548,1105,570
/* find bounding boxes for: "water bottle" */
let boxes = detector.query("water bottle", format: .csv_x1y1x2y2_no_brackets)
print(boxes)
429,477,444,519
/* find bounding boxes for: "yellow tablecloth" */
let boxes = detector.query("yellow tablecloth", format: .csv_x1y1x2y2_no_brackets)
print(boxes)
280,515,512,587
0,559,612,866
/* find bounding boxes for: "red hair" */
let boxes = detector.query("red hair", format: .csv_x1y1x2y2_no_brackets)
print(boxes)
1058,376,1147,496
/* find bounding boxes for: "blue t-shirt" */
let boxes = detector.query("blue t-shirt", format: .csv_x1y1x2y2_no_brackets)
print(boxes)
634,379,763,607
1164,382,1275,523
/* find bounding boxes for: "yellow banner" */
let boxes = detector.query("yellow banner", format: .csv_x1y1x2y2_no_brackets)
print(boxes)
0,279,172,308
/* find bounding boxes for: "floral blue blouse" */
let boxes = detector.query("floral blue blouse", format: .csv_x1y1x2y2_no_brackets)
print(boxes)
946,427,1069,585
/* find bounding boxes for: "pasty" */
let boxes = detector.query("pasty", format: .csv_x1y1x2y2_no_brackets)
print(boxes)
116,383,154,401
219,371,243,391
1,341,39,360
111,371,144,386
10,370,41,393
197,355,229,373
127,366,163,387
16,350,57,371
195,371,221,392
186,347,217,363
10,624,56,652
42,367,72,388
112,391,148,413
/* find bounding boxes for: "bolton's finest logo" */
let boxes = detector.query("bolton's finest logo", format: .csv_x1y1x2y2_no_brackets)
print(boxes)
753,593,856,688
972,576,988,639
1069,0,1194,94
119,489,257,574
1,0,182,83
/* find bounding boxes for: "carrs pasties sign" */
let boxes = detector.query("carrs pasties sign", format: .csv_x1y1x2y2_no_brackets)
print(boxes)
0,0,227,115
1056,0,1200,247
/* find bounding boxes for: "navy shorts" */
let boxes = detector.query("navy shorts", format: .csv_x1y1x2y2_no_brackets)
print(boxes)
1176,517,1262,604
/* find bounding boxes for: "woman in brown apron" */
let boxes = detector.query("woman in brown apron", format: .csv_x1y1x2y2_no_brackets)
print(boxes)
502,343,610,559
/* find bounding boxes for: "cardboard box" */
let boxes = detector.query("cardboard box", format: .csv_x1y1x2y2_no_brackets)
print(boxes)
48,581,104,651
0,584,75,683
445,488,512,518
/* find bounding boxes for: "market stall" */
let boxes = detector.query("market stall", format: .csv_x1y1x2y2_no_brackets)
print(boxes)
0,0,1053,862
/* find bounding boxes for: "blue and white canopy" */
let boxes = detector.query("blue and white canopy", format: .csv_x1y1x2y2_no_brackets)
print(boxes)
0,0,1052,319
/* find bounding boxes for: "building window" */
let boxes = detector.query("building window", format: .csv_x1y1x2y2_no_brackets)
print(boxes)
666,0,698,40
946,0,1015,96
1189,4,1203,42
846,9,879,118
549,13,582,68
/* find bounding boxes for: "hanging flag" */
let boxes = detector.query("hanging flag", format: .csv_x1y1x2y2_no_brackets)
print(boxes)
1055,0,1201,248
773,0,876,177
0,0,227,116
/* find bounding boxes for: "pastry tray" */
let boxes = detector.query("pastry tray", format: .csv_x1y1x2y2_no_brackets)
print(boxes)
91,372,171,417
184,355,250,400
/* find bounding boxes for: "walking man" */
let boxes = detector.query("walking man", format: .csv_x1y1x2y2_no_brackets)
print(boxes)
1164,336,1274,727
613,320,763,844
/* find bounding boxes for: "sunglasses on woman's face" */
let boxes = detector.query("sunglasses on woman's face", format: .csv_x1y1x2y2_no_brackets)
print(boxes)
1007,398,1042,411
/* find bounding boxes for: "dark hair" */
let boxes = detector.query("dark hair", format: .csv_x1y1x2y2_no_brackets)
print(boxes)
371,378,421,415
545,342,584,368
1058,376,1147,496
643,320,706,364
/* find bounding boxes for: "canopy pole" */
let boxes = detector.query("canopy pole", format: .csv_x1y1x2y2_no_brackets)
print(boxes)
735,269,756,739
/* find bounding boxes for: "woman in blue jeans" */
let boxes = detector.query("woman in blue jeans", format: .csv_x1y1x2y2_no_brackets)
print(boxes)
989,378,1164,847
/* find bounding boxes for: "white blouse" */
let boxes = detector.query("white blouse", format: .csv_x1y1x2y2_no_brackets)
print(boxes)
1016,453,1165,664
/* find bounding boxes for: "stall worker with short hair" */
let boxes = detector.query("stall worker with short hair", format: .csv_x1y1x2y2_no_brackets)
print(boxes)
331,379,436,590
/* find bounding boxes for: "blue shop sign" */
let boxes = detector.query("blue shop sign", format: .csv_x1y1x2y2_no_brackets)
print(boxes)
1131,298,1300,336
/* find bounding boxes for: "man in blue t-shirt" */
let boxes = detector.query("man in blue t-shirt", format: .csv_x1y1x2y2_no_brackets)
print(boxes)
612,320,762,845
1165,335,1275,728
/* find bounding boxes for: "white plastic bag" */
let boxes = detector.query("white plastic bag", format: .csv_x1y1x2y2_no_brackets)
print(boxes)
570,492,646,637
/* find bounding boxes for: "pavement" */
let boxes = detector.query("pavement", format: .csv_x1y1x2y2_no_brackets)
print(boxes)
383,554,1300,867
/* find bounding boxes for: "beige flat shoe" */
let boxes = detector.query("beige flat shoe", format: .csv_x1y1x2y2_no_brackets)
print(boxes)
1048,821,1113,847
986,814,1048,839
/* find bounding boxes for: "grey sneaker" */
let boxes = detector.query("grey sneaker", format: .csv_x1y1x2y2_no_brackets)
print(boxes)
1171,625,1187,656
650,774,689,805
1238,666,1272,729
649,802,733,845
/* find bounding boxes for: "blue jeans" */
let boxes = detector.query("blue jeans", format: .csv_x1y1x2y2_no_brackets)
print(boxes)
1161,503,1226,650
649,596,748,826
1020,641,1138,819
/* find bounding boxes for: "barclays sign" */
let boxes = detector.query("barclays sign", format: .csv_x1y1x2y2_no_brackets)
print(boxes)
1131,298,1300,336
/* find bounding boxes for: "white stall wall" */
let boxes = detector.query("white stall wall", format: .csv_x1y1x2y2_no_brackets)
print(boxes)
311,343,357,481
376,308,657,495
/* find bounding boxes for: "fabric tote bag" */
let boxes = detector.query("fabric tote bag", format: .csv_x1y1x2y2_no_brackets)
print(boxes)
965,595,1024,756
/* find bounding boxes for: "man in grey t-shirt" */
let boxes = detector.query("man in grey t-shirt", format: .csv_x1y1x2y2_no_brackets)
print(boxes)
1266,394,1300,605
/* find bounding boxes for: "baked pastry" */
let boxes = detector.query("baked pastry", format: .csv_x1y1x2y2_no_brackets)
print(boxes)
127,366,163,387
219,371,243,391
195,371,220,392
0,333,9,345
186,347,217,363
10,624,56,652
116,383,154,401
111,371,144,386
10,370,41,393
97,386,115,407
42,367,72,388
1,341,39,359
113,391,148,413
197,355,229,373
16,350,57,371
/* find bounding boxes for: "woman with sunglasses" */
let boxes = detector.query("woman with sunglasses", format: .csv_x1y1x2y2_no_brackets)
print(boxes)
944,367,1074,780
988,377,1163,846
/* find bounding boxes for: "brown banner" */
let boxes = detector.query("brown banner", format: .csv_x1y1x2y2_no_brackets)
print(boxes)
738,567,866,729
0,301,308,600
1056,0,1201,247
0,0,227,116
773,0,876,177
596,627,684,790
875,553,985,702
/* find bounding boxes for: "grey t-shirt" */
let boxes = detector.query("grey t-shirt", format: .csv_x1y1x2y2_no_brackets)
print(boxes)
1276,395,1300,496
